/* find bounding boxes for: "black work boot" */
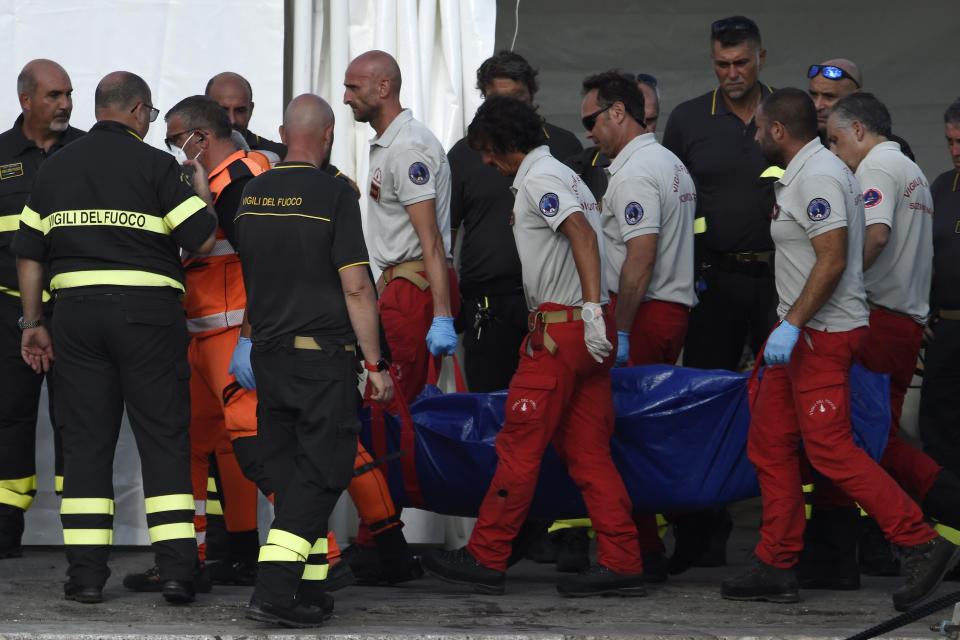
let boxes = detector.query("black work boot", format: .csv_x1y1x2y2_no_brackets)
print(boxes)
123,564,212,593
421,546,506,595
923,470,960,530
372,525,423,585
0,505,25,559
162,579,195,605
721,556,800,603
642,549,669,584
246,596,333,628
859,517,901,576
797,507,861,590
669,507,732,574
322,559,356,592
557,563,646,597
64,582,104,604
893,535,960,611
555,527,590,573
509,519,551,566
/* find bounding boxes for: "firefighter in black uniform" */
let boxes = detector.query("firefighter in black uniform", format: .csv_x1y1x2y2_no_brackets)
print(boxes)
12,71,216,605
0,59,83,558
449,51,582,394
236,94,392,628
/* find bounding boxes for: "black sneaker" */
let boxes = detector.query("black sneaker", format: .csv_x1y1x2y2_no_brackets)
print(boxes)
720,557,799,603
162,579,195,604
122,565,212,593
557,563,646,597
421,547,505,595
246,597,332,628
893,536,960,611
64,582,104,604
555,528,590,573
642,550,669,584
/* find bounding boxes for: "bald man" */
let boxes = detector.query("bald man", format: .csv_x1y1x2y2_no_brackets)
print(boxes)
235,94,391,628
807,59,862,136
0,59,83,558
206,72,286,162
343,50,459,405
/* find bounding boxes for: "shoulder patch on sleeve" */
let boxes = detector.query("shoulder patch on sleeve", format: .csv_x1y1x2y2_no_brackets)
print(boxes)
624,201,644,225
863,188,883,208
807,198,831,222
538,193,559,217
408,161,430,185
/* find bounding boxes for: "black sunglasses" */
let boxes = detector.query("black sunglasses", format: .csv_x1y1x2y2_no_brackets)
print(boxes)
711,17,758,34
164,129,198,151
807,64,861,88
582,104,612,131
635,73,657,89
132,102,160,123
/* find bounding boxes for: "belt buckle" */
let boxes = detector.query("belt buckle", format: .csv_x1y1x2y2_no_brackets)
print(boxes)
734,251,754,264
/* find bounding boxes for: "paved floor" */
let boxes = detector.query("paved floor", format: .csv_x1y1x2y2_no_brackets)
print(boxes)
1,500,958,640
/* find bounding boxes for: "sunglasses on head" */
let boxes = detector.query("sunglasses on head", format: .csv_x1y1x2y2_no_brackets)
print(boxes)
711,17,757,35
807,64,861,88
582,104,612,131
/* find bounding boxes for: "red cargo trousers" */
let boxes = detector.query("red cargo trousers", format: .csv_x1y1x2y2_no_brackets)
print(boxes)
812,307,943,508
467,303,644,574
748,324,935,568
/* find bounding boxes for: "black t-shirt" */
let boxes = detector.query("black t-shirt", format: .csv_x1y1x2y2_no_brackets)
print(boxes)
244,129,286,159
662,85,777,254
449,122,582,295
931,169,960,310
235,161,368,344
11,120,213,294
0,115,84,292
565,145,611,202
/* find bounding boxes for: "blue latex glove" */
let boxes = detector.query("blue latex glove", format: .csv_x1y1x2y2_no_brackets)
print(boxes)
426,316,457,356
615,330,630,367
764,320,801,366
228,336,256,389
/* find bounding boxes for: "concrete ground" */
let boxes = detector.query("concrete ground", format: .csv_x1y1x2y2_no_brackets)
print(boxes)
1,500,958,640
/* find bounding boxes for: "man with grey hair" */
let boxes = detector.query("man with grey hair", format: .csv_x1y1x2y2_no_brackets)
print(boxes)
920,98,960,487
0,59,83,558
799,92,960,590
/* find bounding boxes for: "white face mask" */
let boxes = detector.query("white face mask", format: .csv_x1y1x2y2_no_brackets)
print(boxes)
173,131,201,165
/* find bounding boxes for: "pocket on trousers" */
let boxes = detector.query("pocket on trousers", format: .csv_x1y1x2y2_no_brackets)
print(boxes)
504,374,555,423
125,305,173,326
326,418,361,491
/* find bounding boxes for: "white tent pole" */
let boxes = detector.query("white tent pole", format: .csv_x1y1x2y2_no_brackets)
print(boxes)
291,0,314,97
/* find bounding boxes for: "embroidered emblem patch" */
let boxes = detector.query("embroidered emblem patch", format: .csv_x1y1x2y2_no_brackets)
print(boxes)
0,162,24,180
539,193,559,217
624,201,644,225
863,188,883,208
408,161,429,185
807,198,831,222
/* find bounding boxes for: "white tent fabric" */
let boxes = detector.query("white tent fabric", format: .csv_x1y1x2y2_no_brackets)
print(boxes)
294,0,496,271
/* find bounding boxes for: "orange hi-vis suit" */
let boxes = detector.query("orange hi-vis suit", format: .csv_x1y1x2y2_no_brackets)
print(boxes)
184,150,266,562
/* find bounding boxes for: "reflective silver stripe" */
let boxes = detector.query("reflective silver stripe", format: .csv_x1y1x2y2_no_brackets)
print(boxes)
186,309,245,334
181,239,236,262
208,239,236,256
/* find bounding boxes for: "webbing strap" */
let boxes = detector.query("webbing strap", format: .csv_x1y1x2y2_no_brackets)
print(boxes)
378,260,430,291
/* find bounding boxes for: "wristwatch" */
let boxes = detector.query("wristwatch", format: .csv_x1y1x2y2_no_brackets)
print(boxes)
17,316,42,330
580,305,598,323
363,359,389,373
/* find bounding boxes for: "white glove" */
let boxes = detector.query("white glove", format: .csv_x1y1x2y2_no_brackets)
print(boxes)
582,301,612,363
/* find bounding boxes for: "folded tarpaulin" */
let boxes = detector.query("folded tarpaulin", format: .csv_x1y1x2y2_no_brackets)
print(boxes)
359,364,890,519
